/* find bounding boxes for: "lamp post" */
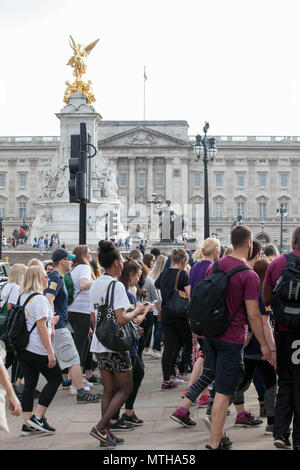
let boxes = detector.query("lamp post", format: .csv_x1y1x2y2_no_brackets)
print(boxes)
194,122,217,239
277,207,287,253
261,221,265,244
147,193,162,241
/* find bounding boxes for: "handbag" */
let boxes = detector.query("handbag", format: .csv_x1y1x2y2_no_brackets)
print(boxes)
95,281,139,353
166,270,189,319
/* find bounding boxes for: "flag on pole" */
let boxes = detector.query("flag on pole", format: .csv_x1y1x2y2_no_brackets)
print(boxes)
144,66,147,81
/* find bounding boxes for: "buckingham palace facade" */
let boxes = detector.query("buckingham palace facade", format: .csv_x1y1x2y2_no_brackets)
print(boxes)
0,120,299,250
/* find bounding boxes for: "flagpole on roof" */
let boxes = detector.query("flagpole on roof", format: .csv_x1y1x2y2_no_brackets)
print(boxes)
143,66,147,121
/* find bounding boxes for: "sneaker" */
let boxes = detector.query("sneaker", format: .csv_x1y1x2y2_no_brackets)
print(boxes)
109,418,135,432
177,373,189,382
274,436,292,449
234,412,263,427
82,378,94,387
150,350,162,359
84,375,99,384
27,415,56,433
169,410,196,428
90,426,116,446
198,394,210,408
100,430,124,446
265,423,274,435
170,376,185,385
221,433,233,449
143,349,152,356
121,412,143,426
161,380,178,391
21,424,41,436
62,379,72,389
70,385,91,395
76,392,102,403
205,440,228,450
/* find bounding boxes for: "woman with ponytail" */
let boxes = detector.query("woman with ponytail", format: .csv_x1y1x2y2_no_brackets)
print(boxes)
89,241,148,447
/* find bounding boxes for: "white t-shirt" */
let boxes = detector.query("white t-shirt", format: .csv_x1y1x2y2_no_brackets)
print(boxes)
21,292,53,356
0,282,20,308
89,274,131,353
68,264,92,314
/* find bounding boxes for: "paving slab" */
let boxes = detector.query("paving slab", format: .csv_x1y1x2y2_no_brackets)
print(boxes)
0,354,283,451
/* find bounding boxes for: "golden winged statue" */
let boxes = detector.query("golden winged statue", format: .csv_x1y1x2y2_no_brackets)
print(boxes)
67,35,99,80
64,35,99,105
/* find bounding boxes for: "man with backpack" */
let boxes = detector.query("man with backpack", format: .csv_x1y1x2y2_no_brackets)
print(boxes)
263,227,300,450
196,225,271,450
45,248,101,404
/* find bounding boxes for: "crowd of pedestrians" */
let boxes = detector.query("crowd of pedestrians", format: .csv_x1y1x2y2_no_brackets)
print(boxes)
0,225,300,451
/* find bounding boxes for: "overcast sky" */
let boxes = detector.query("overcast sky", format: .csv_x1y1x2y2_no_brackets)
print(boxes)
1,0,300,137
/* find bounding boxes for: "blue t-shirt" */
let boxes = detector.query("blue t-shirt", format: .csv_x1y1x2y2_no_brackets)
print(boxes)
45,270,69,329
126,290,139,358
244,291,274,357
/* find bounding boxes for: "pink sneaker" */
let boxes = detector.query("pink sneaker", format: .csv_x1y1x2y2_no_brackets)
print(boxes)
197,394,210,408
170,376,185,385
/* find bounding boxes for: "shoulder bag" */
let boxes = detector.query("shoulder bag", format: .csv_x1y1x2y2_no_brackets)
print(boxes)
166,270,189,319
95,281,139,353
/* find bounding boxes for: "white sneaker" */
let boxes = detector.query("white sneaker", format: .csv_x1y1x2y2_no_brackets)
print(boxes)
143,349,152,356
82,378,94,387
151,350,162,359
70,385,91,395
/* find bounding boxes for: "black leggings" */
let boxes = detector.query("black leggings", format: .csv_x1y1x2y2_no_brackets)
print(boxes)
5,351,23,383
161,320,192,381
125,354,145,410
233,357,277,417
68,312,91,368
19,350,62,412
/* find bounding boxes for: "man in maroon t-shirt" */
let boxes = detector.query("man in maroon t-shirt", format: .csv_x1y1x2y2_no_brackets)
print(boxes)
205,225,271,451
263,227,300,450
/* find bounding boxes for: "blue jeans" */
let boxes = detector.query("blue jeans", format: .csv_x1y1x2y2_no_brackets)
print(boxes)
153,316,163,352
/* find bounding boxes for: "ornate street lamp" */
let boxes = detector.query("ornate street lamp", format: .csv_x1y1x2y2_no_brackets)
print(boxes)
194,122,217,239
277,207,287,253
147,193,162,241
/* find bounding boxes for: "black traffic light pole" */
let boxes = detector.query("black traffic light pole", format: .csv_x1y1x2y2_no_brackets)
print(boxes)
68,122,97,245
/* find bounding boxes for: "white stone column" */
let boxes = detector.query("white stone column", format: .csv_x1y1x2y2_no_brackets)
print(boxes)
128,156,136,216
180,158,188,214
165,158,173,202
147,158,154,198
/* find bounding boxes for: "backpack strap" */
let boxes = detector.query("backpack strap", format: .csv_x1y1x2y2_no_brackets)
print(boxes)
174,270,181,291
285,253,300,266
22,293,44,334
225,264,251,278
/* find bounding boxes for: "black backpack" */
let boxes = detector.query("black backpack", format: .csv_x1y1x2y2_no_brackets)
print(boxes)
0,293,42,353
188,260,251,337
272,253,300,330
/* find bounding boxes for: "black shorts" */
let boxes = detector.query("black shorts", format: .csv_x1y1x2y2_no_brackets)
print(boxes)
95,352,132,373
205,338,244,396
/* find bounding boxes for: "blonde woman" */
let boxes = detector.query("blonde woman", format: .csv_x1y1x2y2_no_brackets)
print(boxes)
148,255,167,358
1,264,28,393
68,245,96,383
18,266,61,436
27,259,44,268
170,238,221,426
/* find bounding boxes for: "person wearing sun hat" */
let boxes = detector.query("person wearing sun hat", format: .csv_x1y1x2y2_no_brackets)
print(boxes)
44,248,101,404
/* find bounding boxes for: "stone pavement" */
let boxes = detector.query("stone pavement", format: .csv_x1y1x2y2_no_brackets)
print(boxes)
1,354,278,451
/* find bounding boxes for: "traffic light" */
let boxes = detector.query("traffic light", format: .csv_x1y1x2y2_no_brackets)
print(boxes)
109,211,118,237
68,123,88,203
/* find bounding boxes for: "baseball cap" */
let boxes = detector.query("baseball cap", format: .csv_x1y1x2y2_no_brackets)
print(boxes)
51,248,76,262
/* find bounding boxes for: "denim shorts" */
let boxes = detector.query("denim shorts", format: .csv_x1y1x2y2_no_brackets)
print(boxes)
205,338,244,396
